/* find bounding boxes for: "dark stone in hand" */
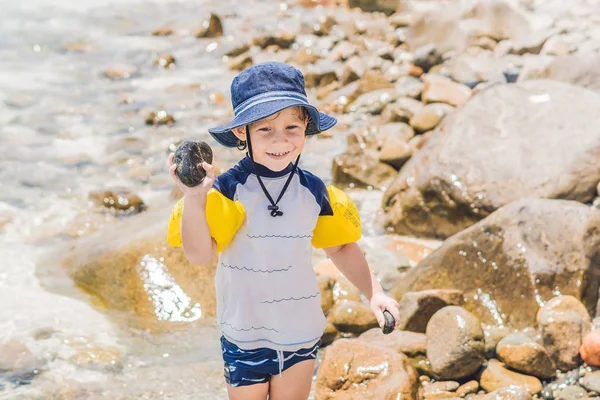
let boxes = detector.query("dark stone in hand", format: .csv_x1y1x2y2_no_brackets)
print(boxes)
382,310,395,334
174,141,213,187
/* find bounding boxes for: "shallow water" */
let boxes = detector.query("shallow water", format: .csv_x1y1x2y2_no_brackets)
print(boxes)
0,0,436,398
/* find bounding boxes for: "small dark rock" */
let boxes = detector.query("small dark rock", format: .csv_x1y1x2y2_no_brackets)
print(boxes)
413,44,444,72
228,53,253,71
89,190,146,214
195,13,224,38
174,141,213,187
145,110,175,125
252,32,295,49
154,54,176,69
152,26,174,36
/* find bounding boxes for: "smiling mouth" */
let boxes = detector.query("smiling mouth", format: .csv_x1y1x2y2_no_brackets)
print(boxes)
267,150,291,157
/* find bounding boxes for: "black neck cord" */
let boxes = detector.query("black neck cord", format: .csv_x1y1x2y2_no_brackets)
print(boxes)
246,126,300,217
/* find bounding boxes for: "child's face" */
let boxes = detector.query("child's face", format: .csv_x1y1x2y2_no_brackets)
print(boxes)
233,107,309,171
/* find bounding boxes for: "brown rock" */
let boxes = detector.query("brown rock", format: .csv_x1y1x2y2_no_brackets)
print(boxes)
69,346,123,372
359,328,426,356
252,32,295,49
421,74,472,107
424,381,460,394
408,130,433,153
63,209,218,330
390,199,600,328
313,15,337,36
339,56,366,85
304,68,337,89
328,300,378,334
480,359,542,395
496,332,556,379
151,26,174,36
292,48,320,65
89,189,146,214
383,80,600,239
378,132,412,170
538,296,591,371
153,54,176,69
426,306,485,380
332,276,362,303
332,146,397,190
413,44,443,72
483,325,512,358
195,13,223,38
481,386,532,400
456,381,479,397
321,322,339,346
397,289,464,333
145,110,176,125
581,330,600,366
103,64,137,80
315,338,419,399
0,340,38,371
377,122,415,145
318,275,336,315
228,53,253,71
380,97,424,124
347,0,397,15
330,41,358,61
394,76,424,99
409,103,454,132
349,89,396,115
223,42,251,58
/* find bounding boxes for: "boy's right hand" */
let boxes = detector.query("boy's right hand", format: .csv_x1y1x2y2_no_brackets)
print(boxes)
169,152,215,201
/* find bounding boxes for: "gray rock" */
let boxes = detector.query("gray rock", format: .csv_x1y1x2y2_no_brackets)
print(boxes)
582,371,600,393
426,306,485,380
383,80,600,239
556,385,588,400
397,289,464,333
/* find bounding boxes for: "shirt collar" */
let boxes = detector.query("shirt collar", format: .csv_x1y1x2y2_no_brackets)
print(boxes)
240,155,294,178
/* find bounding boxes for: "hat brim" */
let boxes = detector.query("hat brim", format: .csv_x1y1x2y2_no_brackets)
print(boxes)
208,99,337,148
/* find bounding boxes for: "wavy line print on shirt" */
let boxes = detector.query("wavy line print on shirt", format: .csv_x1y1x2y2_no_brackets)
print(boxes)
260,292,320,304
220,263,292,273
246,234,313,239
220,321,279,333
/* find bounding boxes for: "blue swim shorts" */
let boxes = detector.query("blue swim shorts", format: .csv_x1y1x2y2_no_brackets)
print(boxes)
220,336,320,387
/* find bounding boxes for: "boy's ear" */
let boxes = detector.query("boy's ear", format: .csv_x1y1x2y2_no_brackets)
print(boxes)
231,127,247,141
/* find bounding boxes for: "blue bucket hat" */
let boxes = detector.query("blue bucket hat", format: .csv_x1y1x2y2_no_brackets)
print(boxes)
208,62,337,148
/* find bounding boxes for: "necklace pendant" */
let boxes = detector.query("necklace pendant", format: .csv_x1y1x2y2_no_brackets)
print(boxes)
268,205,283,217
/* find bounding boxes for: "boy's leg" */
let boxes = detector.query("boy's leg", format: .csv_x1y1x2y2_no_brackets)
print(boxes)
268,359,316,400
227,382,269,400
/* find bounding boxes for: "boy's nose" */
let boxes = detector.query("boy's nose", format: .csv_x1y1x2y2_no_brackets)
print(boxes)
272,129,288,142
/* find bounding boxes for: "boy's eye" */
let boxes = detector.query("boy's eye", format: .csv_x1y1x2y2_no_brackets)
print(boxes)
258,127,271,132
287,125,299,129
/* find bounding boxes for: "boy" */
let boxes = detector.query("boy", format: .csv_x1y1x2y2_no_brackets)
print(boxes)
167,62,400,400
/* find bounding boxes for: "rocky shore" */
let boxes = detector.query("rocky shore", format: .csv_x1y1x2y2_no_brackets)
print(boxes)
2,0,600,398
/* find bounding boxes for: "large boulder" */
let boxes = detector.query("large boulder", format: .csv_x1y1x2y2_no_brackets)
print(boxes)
62,207,217,330
519,53,600,92
392,199,600,329
382,80,600,239
315,338,419,400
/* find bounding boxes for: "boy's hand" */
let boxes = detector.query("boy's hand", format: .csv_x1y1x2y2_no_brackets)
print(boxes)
369,292,401,330
168,152,215,200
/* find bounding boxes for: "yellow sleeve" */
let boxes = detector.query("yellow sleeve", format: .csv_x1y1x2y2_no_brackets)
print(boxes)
167,188,245,253
312,186,361,249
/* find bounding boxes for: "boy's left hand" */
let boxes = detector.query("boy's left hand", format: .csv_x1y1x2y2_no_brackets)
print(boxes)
370,292,401,330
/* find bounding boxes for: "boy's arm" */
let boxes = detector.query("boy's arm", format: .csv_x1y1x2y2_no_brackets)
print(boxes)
324,242,400,327
181,194,217,265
